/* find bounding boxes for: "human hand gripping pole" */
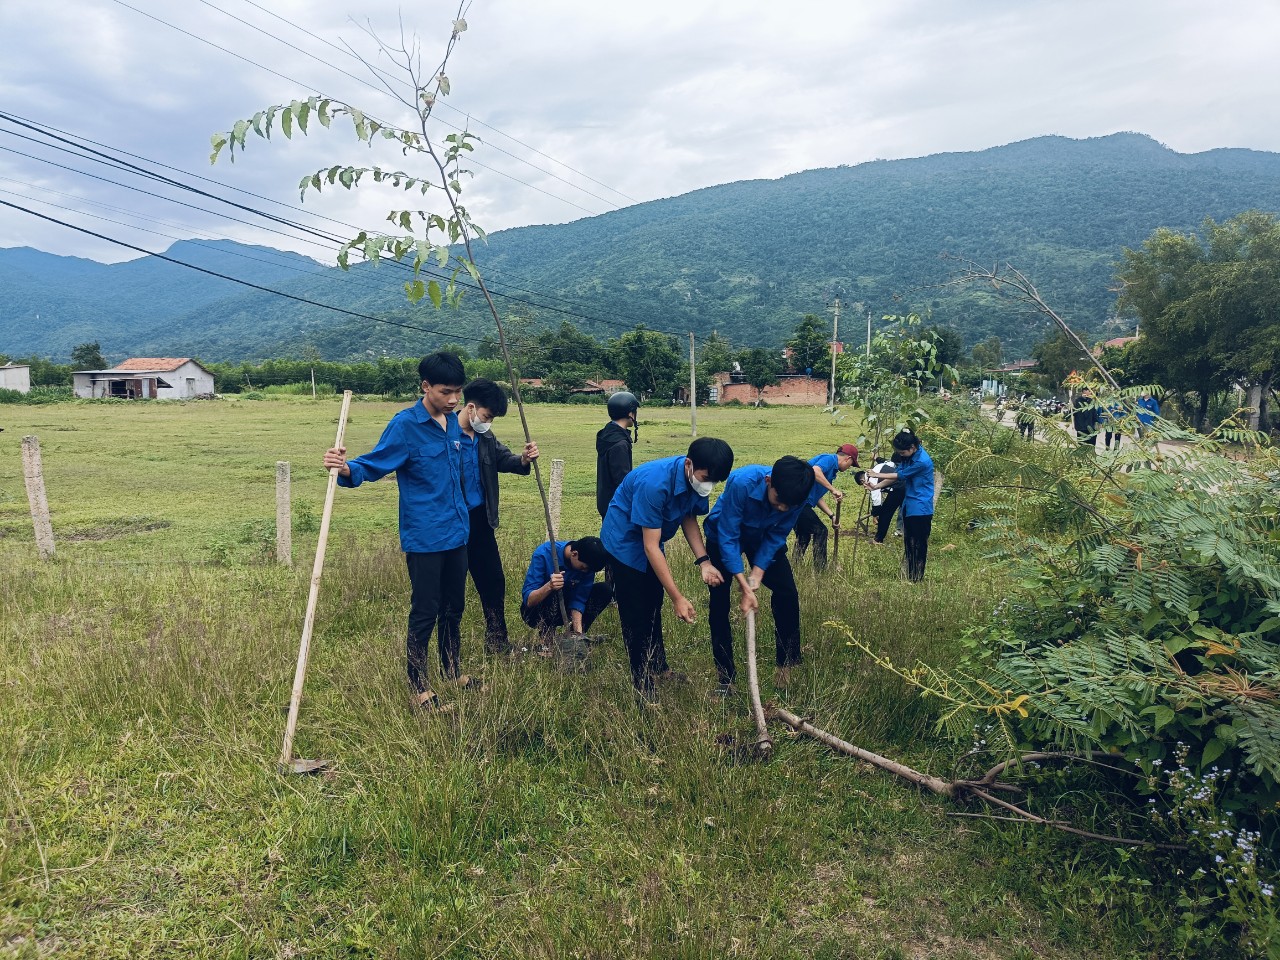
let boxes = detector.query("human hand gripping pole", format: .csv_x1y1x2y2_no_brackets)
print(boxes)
279,390,352,774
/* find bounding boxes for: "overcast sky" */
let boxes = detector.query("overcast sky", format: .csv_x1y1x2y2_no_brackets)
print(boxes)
1,0,1277,264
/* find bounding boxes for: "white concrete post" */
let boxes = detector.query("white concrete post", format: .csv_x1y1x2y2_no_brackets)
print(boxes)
548,458,565,538
276,461,292,566
21,436,55,560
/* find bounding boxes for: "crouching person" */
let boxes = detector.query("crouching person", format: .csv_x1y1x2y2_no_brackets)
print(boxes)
520,536,613,638
703,456,814,695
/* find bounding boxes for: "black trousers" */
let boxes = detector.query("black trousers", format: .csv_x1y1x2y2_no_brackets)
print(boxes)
872,486,906,543
706,540,801,684
607,554,669,694
1104,431,1121,451
405,544,468,689
520,582,613,634
466,506,509,652
903,514,932,582
793,506,829,570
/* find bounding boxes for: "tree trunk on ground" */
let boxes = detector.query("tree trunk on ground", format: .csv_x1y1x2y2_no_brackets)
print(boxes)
1257,372,1273,433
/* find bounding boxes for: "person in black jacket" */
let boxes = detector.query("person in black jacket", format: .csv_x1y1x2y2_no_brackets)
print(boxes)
458,378,539,655
1072,388,1101,448
596,391,639,519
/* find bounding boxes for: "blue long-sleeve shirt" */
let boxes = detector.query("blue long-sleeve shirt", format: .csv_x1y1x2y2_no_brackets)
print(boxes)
521,540,596,613
1137,396,1160,425
599,454,709,572
806,453,839,507
895,445,936,518
704,464,803,575
337,402,469,553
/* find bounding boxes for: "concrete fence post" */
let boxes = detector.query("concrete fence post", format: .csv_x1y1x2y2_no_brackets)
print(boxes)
276,461,292,566
548,458,565,538
21,436,55,560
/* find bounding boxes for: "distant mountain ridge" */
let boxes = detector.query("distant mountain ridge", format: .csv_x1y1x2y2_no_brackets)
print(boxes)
3,132,1279,363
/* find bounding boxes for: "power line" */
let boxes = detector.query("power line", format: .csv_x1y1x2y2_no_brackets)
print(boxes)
196,0,633,210
0,198,489,344
233,0,638,204
0,115,715,342
105,0,603,217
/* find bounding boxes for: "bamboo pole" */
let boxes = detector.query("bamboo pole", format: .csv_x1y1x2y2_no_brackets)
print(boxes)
279,390,352,774
744,611,773,757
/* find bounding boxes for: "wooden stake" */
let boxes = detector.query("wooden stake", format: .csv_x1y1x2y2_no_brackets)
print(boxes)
21,436,55,560
831,498,842,567
279,390,352,774
275,460,292,567
548,458,564,537
744,610,773,757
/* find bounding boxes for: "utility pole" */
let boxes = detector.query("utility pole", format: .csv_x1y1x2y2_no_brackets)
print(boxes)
828,295,841,408
689,332,697,437
866,310,872,357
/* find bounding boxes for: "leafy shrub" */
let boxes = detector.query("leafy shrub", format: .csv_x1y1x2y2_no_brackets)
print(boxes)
0,385,74,404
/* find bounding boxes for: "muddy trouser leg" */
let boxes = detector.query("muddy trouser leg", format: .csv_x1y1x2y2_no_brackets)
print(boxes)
467,506,509,652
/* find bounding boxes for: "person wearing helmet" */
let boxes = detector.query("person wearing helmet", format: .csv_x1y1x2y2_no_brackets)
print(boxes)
596,390,639,519
793,443,859,571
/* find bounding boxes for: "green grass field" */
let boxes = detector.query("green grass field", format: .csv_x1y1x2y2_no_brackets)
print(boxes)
0,399,1200,958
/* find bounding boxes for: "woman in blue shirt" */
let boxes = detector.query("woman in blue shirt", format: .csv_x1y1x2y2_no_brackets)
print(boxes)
866,430,935,582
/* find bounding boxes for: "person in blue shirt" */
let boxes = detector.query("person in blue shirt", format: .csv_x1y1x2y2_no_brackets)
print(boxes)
600,436,734,701
865,430,935,582
703,456,815,693
520,536,613,637
793,443,859,571
1136,391,1160,437
456,378,539,656
1102,399,1125,451
322,351,472,712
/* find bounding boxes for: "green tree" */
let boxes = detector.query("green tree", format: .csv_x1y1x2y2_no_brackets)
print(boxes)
698,330,735,376
70,341,107,370
1030,328,1093,388
613,327,682,399
923,325,965,370
784,314,831,377
970,335,1003,370
737,347,782,407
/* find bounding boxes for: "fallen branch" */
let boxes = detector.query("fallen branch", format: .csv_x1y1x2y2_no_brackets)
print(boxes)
769,706,1186,849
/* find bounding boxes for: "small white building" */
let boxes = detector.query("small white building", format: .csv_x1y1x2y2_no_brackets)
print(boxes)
0,363,31,393
73,357,215,400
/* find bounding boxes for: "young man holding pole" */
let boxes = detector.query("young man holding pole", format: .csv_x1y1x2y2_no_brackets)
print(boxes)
456,377,539,655
703,456,815,694
600,437,734,702
322,351,472,711
520,535,613,637
793,443,859,570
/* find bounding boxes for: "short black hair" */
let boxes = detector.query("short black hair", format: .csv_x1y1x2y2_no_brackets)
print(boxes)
418,351,466,387
569,536,609,572
463,378,509,417
769,455,815,508
891,430,919,452
687,436,734,482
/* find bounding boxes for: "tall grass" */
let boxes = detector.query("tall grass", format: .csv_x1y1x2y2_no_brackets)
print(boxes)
0,401,1227,958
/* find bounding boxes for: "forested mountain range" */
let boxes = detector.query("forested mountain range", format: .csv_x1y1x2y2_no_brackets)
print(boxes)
3,132,1279,363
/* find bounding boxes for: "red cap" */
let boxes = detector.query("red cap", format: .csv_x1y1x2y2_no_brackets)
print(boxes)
837,443,859,466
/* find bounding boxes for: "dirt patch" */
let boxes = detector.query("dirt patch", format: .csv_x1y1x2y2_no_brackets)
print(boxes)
65,518,172,542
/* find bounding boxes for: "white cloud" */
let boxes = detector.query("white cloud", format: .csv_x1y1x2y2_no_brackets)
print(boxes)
0,0,1277,262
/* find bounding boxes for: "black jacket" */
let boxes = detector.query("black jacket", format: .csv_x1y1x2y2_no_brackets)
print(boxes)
473,430,530,529
595,422,633,518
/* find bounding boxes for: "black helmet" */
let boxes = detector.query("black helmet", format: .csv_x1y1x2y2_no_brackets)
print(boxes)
607,391,639,421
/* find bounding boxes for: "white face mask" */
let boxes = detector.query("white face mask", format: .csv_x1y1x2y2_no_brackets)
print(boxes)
690,476,714,497
472,418,491,435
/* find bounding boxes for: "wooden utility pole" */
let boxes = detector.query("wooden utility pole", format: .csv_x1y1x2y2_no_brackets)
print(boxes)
829,296,841,408
21,436,55,560
866,310,872,357
275,461,292,567
689,332,697,437
310,367,316,400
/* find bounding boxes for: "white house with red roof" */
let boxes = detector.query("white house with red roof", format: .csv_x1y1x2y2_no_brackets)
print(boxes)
72,357,215,400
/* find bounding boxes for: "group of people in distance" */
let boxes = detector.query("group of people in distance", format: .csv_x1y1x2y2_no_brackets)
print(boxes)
1071,388,1161,450
324,351,936,710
